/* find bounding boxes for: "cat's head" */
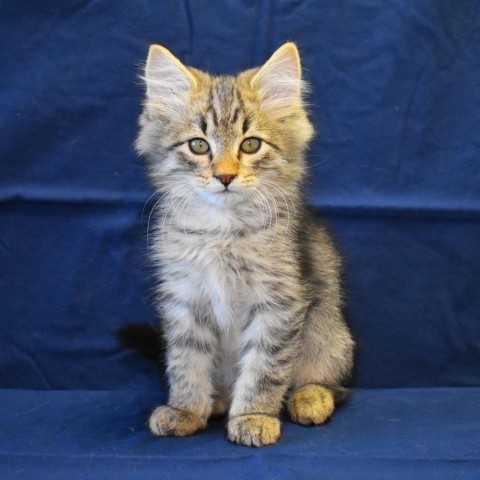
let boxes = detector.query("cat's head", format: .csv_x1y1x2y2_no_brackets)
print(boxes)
136,43,313,207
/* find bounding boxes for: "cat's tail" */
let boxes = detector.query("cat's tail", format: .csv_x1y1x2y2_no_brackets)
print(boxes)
116,323,165,370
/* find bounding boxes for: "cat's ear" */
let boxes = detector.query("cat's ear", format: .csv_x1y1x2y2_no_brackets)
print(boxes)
251,43,303,113
143,45,196,117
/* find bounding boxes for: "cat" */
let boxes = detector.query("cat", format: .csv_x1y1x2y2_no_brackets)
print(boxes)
129,42,354,447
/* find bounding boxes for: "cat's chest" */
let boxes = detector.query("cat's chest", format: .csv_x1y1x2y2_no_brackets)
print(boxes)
192,235,253,279
173,233,258,327
169,229,255,270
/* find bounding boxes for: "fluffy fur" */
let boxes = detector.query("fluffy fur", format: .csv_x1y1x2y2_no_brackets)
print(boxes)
134,43,354,446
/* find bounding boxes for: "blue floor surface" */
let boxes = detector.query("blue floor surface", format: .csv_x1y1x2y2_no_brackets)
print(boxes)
1,388,479,479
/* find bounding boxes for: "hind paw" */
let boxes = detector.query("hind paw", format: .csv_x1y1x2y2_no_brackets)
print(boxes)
288,384,335,425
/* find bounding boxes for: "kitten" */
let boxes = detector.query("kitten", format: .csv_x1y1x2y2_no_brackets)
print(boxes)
133,42,354,447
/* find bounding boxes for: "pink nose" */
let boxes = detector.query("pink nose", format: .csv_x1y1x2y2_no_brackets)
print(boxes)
214,174,236,187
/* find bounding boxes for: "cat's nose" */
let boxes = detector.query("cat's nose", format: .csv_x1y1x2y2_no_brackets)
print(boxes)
214,174,236,187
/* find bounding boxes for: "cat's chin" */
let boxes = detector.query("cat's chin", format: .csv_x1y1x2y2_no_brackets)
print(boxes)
197,189,243,208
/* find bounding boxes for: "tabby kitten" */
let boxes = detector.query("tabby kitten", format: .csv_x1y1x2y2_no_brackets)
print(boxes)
135,43,354,447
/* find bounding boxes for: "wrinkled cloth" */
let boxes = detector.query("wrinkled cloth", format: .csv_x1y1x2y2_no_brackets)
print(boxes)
1,388,479,480
1,1,479,478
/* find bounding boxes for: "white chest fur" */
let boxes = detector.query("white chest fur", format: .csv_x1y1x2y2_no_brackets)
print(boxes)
154,199,268,323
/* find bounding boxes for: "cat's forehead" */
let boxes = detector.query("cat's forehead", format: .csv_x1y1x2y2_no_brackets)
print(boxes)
194,75,251,134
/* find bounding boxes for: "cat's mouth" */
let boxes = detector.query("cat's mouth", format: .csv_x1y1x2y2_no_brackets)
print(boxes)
216,186,237,194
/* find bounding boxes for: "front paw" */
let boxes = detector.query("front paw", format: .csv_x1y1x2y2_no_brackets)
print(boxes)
227,414,281,447
149,405,207,437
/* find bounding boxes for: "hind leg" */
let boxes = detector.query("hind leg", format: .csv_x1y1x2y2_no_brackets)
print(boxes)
289,301,354,425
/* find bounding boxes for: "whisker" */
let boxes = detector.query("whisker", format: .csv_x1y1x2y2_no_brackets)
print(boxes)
263,186,281,244
247,188,267,231
257,184,280,245
144,182,191,246
141,190,163,226
176,189,199,239
156,185,193,249
260,179,297,246
263,179,298,215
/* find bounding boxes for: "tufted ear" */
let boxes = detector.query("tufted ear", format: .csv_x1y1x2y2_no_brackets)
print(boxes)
143,44,196,117
251,43,303,113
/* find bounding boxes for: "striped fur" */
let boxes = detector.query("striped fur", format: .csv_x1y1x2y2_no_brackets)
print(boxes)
136,43,354,446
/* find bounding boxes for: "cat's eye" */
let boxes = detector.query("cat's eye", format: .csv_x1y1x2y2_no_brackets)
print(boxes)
189,138,210,155
240,137,261,154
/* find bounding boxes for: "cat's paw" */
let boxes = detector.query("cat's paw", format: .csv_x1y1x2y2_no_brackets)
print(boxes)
227,414,281,447
149,405,207,437
288,384,335,425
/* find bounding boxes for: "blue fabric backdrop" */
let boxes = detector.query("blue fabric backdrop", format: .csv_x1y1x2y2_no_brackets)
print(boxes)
1,1,480,478
2,0,479,391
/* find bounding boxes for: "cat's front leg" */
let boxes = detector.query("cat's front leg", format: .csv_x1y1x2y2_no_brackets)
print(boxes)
227,304,303,446
149,301,217,437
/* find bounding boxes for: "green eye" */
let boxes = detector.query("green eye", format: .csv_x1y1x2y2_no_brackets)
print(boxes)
189,138,210,155
240,137,261,154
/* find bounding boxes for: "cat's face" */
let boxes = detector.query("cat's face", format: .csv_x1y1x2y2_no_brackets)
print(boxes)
136,43,314,208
